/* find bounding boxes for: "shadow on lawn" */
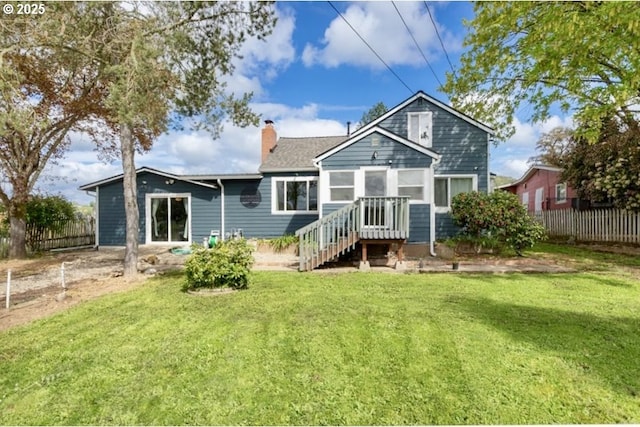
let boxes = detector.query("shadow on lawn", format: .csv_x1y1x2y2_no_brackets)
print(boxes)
450,295,640,398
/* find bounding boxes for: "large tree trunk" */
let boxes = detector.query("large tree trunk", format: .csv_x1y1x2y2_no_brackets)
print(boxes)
8,184,30,258
8,201,28,259
120,123,139,276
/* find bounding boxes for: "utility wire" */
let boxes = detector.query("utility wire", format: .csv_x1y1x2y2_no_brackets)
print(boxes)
423,1,457,79
327,1,413,94
392,1,443,88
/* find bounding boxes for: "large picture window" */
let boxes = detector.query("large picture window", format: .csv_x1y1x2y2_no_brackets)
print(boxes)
435,176,475,209
148,194,190,243
273,177,318,213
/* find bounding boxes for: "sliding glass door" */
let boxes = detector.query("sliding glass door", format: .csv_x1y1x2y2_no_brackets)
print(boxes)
149,195,190,243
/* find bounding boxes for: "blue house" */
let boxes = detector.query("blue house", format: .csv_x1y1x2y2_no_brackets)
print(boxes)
79,91,493,270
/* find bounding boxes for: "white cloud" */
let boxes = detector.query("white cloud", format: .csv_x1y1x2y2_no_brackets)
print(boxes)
302,2,447,69
491,114,575,178
225,5,296,97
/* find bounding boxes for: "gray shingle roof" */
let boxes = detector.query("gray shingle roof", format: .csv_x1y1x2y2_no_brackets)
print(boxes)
259,135,347,172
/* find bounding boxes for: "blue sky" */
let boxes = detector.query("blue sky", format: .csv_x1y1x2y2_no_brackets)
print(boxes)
46,1,573,204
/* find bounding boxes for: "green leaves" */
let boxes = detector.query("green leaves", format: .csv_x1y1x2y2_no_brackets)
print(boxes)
451,191,546,255
444,2,640,142
184,238,255,290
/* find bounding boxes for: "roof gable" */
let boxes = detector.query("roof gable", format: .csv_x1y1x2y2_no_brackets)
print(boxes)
78,167,221,191
497,164,562,190
314,126,441,164
351,91,494,137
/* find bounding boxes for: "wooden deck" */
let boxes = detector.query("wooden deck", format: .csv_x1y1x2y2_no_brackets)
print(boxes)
296,197,410,271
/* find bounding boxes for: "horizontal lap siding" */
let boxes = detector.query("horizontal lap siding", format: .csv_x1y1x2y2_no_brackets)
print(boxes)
379,98,489,192
435,213,458,239
224,175,319,238
98,182,128,246
321,134,433,170
98,172,220,246
408,204,429,243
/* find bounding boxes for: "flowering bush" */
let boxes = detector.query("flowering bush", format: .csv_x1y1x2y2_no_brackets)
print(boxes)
184,238,254,290
451,191,545,255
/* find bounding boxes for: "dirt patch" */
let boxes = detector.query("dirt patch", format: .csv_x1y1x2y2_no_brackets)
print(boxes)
0,246,187,332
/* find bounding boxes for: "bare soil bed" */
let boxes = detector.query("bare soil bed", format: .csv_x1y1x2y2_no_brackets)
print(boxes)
0,246,187,331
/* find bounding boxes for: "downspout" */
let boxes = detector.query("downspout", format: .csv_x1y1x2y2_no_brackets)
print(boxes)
217,179,225,241
312,158,322,219
85,189,99,249
429,156,441,257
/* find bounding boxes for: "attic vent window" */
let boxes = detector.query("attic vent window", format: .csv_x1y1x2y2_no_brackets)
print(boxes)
371,136,380,147
408,111,432,147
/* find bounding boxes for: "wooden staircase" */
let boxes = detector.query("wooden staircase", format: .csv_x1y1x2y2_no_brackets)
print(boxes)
296,196,410,271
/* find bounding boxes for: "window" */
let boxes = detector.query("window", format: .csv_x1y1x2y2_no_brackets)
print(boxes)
522,192,529,207
435,176,474,208
148,194,190,243
397,170,425,201
408,112,433,147
556,183,567,203
328,171,355,201
273,177,318,213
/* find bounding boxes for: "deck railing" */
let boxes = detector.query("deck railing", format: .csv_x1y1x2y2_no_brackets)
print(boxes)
296,196,409,271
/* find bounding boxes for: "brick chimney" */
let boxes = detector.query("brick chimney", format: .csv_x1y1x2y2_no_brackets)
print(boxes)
261,120,277,163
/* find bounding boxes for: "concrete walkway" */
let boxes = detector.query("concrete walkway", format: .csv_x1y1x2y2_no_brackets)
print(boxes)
251,251,575,274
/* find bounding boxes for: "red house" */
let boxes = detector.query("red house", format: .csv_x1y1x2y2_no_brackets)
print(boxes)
498,165,579,212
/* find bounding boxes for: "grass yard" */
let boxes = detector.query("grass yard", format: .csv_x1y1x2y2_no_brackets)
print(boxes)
1,267,639,424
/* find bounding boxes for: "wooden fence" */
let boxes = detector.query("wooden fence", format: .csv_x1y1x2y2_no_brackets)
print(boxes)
535,209,640,244
0,219,95,257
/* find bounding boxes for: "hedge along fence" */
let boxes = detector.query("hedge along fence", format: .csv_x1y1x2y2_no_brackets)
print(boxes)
0,218,95,257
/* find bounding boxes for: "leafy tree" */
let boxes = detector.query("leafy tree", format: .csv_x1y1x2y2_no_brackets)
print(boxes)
443,2,640,142
528,127,575,168
25,195,75,232
451,191,546,256
0,3,109,258
0,195,75,241
357,102,388,128
3,2,276,273
91,2,275,276
563,117,640,210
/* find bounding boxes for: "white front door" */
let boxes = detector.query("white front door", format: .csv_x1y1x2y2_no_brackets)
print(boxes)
363,169,388,227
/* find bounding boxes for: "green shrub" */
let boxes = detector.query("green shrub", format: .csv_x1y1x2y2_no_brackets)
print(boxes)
451,191,546,256
184,238,254,290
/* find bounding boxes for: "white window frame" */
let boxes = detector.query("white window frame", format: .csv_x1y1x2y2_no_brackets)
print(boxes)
396,169,427,203
145,193,192,244
327,170,356,202
407,111,433,147
555,183,567,203
271,176,319,215
434,175,478,213
522,191,529,208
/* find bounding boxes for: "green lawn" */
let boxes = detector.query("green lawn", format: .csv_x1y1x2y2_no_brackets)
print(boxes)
1,267,639,424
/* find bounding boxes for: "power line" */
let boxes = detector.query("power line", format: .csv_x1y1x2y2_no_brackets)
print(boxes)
327,1,413,94
392,1,443,88
423,1,457,79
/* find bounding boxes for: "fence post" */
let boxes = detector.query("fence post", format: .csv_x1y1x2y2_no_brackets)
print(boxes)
5,270,11,310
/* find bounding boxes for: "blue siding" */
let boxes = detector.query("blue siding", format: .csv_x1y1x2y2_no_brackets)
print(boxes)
98,171,220,246
435,213,458,239
408,204,429,243
321,132,433,170
224,173,319,238
379,97,490,192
